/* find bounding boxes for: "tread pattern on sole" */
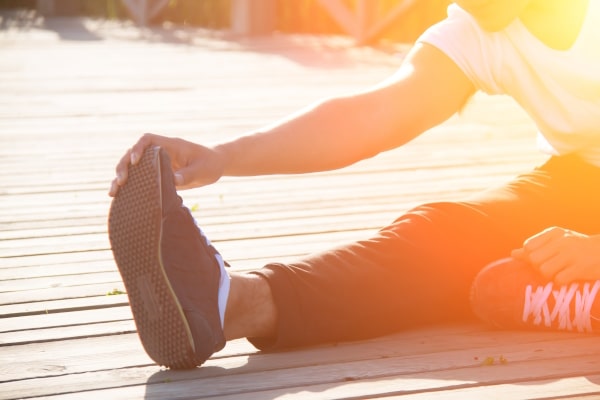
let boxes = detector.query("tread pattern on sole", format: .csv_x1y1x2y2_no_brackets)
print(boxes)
108,146,198,369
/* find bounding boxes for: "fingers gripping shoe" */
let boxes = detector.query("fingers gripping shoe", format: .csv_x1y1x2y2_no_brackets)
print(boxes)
108,146,229,369
471,257,600,333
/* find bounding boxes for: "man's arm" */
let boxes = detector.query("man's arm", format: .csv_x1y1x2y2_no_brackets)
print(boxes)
215,42,476,176
111,43,476,195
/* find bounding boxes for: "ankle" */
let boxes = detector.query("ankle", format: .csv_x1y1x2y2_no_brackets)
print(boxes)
224,272,277,340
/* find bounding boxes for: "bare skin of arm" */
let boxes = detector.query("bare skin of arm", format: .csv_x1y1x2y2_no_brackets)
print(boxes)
109,43,476,195
213,43,474,176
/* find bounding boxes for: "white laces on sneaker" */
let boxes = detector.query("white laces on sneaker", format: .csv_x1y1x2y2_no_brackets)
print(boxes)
522,281,600,332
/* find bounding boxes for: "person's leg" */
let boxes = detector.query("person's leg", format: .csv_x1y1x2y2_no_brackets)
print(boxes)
235,154,600,350
241,201,520,350
111,148,600,369
224,272,277,340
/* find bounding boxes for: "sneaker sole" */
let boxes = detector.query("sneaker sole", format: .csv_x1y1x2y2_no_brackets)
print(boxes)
108,146,198,369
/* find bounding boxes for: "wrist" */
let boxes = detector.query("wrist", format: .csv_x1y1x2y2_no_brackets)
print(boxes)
212,140,241,176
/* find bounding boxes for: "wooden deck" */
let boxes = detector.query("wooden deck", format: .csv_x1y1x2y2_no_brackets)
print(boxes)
2,11,600,400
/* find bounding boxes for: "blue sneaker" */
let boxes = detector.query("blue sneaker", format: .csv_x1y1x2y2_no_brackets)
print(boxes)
108,146,229,369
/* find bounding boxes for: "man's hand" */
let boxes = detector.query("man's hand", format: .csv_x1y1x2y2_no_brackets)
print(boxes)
512,227,600,284
109,133,227,196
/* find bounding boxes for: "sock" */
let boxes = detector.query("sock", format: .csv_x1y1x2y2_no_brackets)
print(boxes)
215,253,230,328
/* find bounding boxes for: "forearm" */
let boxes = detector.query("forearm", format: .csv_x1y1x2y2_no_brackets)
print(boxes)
213,43,475,178
214,89,421,177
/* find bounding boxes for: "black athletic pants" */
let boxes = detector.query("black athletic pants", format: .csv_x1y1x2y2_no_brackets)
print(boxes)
251,154,600,350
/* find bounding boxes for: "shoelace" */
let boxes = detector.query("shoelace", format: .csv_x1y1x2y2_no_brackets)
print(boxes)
522,280,600,332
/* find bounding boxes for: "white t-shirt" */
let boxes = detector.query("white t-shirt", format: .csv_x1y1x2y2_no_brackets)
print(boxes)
418,1,600,166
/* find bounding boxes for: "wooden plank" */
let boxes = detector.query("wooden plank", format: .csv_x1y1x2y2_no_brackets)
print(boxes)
0,271,122,293
0,324,533,382
382,376,600,399
0,260,114,281
0,319,136,347
0,294,127,318
7,334,600,399
0,151,541,231
0,324,588,392
0,283,128,307
1,306,132,334
0,250,112,271
196,373,600,400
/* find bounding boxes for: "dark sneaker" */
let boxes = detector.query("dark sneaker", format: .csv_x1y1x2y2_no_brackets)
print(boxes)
470,257,600,333
108,146,229,369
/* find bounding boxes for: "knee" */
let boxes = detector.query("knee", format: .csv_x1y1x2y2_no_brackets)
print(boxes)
390,201,487,239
